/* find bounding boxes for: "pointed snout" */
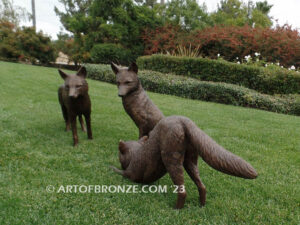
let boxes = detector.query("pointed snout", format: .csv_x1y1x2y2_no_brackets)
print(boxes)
68,88,78,98
118,88,126,97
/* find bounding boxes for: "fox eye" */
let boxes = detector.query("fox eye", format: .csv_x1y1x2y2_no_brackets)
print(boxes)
65,85,69,89
125,81,131,84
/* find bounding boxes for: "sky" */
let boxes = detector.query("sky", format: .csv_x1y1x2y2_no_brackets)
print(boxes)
15,0,300,40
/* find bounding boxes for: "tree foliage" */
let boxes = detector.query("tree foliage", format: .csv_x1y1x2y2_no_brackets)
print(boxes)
0,0,55,63
211,0,272,28
0,21,55,64
54,0,277,63
164,0,213,30
143,24,300,68
55,0,163,62
90,43,134,64
53,32,89,65
0,0,30,26
0,21,21,59
17,27,56,64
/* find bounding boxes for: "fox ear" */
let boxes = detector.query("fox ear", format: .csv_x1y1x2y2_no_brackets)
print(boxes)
58,69,68,80
128,62,138,74
77,66,87,78
119,140,128,154
139,136,148,143
111,62,119,74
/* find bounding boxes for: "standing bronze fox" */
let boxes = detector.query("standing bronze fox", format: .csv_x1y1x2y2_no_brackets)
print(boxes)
58,67,93,146
111,62,164,138
111,116,258,209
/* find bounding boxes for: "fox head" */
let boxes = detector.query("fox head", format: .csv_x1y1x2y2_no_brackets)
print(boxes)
111,62,140,97
59,67,88,99
118,136,148,169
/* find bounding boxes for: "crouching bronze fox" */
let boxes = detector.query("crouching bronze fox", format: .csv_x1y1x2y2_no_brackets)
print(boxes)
111,116,258,209
58,67,93,146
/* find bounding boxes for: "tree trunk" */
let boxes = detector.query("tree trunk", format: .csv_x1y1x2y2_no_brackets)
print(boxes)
31,0,36,31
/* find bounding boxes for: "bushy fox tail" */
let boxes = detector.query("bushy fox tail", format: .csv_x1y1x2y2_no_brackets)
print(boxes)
184,119,258,179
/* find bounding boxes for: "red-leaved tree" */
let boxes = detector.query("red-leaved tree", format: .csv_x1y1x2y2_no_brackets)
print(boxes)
142,24,187,55
142,24,300,68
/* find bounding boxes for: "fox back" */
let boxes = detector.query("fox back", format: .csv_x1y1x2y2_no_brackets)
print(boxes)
111,62,164,138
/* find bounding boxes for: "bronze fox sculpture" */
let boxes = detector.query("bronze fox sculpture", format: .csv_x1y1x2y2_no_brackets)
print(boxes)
111,62,164,138
111,116,258,209
58,67,93,146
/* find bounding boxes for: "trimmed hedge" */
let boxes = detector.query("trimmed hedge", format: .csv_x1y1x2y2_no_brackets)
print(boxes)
136,54,300,95
90,44,134,65
85,64,300,116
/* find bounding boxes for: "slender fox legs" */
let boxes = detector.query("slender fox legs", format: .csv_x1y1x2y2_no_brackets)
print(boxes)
161,144,186,209
71,113,92,146
162,154,186,209
69,114,78,146
60,104,70,131
110,166,125,176
67,113,92,146
160,134,206,209
84,113,93,140
79,115,86,132
184,149,206,206
66,120,71,131
62,112,86,133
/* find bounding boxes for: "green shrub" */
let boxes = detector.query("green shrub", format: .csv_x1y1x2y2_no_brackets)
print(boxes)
85,63,300,116
0,21,55,64
17,27,55,64
90,43,134,65
136,54,300,95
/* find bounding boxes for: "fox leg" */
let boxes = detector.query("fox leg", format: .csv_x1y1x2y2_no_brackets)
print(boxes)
58,89,70,131
60,104,70,131
138,126,147,139
84,113,93,140
110,166,125,175
70,114,78,146
138,127,143,139
162,152,186,209
184,149,206,206
66,119,71,131
109,166,132,179
78,115,86,132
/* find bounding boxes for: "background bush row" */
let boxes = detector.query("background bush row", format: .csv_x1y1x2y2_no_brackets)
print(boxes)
85,64,300,116
136,55,300,95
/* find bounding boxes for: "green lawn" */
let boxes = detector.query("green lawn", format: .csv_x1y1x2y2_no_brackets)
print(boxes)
0,61,299,225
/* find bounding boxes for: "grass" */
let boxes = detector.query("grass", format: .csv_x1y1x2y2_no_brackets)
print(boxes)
0,61,299,225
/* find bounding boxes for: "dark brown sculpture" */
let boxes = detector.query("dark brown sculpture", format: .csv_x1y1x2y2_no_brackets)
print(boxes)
58,67,93,146
111,115,258,209
111,62,164,138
